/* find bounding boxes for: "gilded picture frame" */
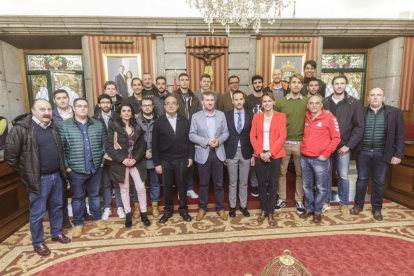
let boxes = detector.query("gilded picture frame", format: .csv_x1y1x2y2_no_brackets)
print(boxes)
271,53,306,82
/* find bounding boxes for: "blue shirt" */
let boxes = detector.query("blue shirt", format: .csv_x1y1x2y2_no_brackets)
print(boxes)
75,118,96,174
204,110,216,139
234,109,245,147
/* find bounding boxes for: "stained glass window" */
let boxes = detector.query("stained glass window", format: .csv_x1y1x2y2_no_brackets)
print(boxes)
27,55,83,71
322,54,365,69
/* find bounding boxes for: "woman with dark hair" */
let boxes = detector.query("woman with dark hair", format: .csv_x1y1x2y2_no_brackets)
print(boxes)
126,71,133,97
250,93,287,226
106,103,149,228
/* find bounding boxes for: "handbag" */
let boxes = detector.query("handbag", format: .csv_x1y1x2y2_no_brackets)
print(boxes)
104,132,121,161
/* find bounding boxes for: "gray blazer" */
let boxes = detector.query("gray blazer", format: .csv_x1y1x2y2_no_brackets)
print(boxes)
189,109,229,164
194,89,221,110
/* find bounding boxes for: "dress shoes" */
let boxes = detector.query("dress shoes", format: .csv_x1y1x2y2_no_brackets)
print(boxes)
51,234,71,244
350,207,363,215
34,244,51,256
240,207,250,217
84,212,94,223
217,210,228,221
180,212,192,222
268,214,275,226
196,209,206,221
313,214,322,223
159,213,173,224
372,211,383,221
125,212,133,228
141,212,151,226
299,211,314,219
229,208,236,218
62,218,73,230
258,211,267,222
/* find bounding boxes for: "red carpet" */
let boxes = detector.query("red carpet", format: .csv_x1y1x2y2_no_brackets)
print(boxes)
34,234,414,276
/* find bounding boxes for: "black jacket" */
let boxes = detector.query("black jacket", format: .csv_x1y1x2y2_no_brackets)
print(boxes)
356,105,405,163
153,91,171,117
122,95,142,115
224,109,254,160
105,121,147,183
4,114,67,194
94,94,123,114
301,78,326,97
323,92,365,150
93,109,117,133
152,113,195,166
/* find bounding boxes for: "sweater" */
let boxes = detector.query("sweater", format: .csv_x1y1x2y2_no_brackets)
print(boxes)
274,95,308,141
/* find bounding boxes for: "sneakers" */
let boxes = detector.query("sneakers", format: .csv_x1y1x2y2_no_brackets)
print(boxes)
322,203,331,212
251,186,259,197
341,205,351,218
95,220,107,230
133,203,140,219
117,207,126,219
102,208,112,220
275,200,286,212
72,225,83,238
187,190,199,199
295,202,305,214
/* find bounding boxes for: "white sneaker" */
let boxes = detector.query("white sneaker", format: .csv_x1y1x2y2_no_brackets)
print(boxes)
102,208,112,220
322,203,331,212
187,190,199,199
117,207,126,219
275,200,286,212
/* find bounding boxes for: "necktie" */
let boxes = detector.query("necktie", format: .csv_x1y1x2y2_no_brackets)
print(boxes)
237,112,242,133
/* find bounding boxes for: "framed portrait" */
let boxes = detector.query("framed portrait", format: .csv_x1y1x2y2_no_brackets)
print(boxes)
103,54,142,98
271,53,306,82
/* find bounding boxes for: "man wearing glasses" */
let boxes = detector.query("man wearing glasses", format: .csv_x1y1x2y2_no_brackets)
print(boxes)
219,75,244,113
58,98,107,238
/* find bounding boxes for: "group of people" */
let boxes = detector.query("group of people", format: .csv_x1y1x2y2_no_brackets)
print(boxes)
4,59,405,257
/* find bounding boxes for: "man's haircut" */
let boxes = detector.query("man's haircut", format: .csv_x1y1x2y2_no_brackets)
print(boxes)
119,65,125,68
308,94,323,102
142,97,154,105
201,90,216,100
228,75,240,84
164,95,177,105
261,92,276,102
131,77,143,87
156,76,166,83
98,94,112,104
251,75,263,84
232,90,246,99
53,89,69,99
104,80,117,90
289,73,304,84
332,75,349,85
73,98,88,107
308,77,319,84
200,74,211,81
142,72,152,77
179,73,189,80
32,98,50,109
304,60,317,69
368,88,385,96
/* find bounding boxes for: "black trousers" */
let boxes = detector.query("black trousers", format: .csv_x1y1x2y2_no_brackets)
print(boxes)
255,157,282,214
198,151,224,211
161,160,188,214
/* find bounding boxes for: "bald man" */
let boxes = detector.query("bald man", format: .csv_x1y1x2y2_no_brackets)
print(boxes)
263,68,290,101
350,88,405,221
5,99,71,256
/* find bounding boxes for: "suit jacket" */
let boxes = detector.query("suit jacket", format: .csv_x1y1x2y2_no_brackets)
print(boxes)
189,109,229,164
224,109,254,160
115,73,128,99
218,91,234,112
194,89,221,110
250,111,287,159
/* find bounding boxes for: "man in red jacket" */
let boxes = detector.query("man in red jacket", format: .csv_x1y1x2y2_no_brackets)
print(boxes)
299,95,341,223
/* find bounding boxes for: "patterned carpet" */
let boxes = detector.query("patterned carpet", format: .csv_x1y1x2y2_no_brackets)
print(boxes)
2,202,414,276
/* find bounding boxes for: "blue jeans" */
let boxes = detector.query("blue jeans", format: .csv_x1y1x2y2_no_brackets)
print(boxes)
354,150,389,212
28,172,63,247
326,151,351,206
102,164,123,208
301,155,330,214
62,180,69,219
249,166,259,188
67,168,103,226
133,168,160,203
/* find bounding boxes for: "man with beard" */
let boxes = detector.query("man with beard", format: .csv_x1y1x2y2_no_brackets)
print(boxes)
122,78,144,117
153,76,171,117
306,77,322,98
94,81,123,114
194,74,221,110
115,65,128,98
301,60,326,97
173,73,202,199
142,73,158,98
274,73,308,215
263,69,289,101
5,99,71,256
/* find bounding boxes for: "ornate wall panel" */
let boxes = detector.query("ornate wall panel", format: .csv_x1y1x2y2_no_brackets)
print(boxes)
399,37,414,111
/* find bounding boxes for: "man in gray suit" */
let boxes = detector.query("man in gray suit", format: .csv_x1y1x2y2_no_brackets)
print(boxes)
194,74,221,110
189,91,229,221
115,65,128,99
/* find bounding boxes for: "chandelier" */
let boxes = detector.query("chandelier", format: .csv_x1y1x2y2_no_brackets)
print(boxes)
186,0,296,34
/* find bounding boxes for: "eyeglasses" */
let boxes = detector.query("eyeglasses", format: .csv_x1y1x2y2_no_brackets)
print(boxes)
74,105,88,109
142,104,153,108
165,103,177,106
229,82,239,85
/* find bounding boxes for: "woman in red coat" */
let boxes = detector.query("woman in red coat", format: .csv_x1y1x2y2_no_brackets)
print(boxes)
250,93,287,226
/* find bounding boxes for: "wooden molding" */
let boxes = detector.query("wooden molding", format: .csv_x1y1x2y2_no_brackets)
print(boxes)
99,40,134,45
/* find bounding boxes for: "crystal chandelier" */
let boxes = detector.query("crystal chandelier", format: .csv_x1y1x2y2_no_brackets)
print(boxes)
186,0,296,34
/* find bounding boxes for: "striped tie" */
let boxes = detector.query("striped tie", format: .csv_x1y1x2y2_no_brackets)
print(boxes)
237,112,242,133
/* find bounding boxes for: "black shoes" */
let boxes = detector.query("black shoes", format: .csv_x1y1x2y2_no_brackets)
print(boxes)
180,212,192,222
62,217,73,230
84,212,93,223
141,212,150,226
125,212,132,228
229,208,236,217
240,207,250,217
159,213,173,224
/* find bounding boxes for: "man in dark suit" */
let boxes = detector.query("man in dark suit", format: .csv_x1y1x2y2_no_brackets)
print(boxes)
152,96,194,224
194,74,220,110
115,65,128,98
224,91,254,218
